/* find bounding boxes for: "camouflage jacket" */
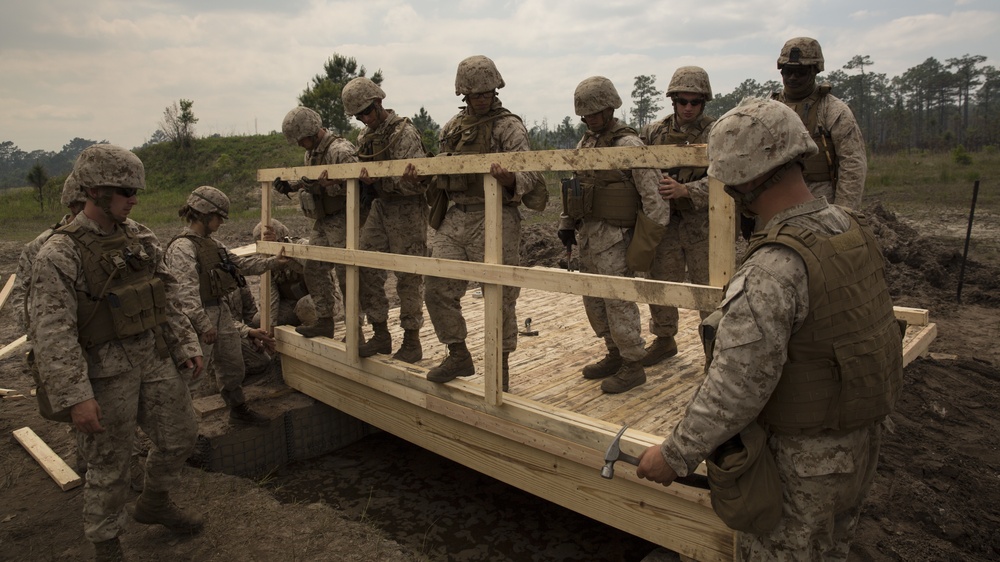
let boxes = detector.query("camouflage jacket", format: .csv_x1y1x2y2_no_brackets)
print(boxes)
12,214,72,334
640,114,715,211
302,130,359,197
357,110,428,197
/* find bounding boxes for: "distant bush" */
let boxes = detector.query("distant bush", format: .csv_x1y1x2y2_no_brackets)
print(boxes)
952,145,973,165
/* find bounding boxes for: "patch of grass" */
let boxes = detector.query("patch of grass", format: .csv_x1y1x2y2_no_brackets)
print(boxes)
864,148,999,212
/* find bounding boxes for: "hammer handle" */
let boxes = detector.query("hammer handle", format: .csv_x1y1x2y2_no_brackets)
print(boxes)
620,451,710,489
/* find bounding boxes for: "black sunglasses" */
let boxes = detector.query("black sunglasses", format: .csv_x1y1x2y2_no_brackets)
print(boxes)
781,66,812,78
354,103,377,119
114,187,139,198
673,98,704,107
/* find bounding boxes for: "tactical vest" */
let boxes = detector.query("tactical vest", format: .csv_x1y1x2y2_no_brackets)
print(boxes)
566,121,641,227
170,234,244,304
304,133,347,216
644,114,714,212
438,108,519,201
56,223,167,349
743,212,903,434
358,113,423,202
774,85,838,184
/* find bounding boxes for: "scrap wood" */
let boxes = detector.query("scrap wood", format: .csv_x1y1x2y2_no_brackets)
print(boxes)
12,427,82,491
0,335,28,361
0,273,14,310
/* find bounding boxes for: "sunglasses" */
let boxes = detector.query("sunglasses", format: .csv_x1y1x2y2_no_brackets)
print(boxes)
781,66,812,78
114,187,139,198
467,91,495,100
673,98,705,107
354,103,377,119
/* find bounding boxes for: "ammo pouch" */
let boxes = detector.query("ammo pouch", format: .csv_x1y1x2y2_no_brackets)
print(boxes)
25,350,72,423
207,265,241,300
561,177,591,220
427,185,449,230
706,421,783,534
78,278,168,349
299,185,346,220
626,211,667,273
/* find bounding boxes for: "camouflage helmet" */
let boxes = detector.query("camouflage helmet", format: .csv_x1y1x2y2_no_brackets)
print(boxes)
707,98,818,187
72,143,145,190
282,106,323,145
777,37,825,72
455,55,505,96
253,218,290,240
59,173,87,208
185,185,230,219
667,66,713,100
342,77,386,116
574,76,622,116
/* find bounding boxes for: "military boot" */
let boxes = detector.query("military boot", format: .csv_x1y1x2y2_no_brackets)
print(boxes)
229,402,270,427
427,342,475,383
392,329,423,363
601,361,647,394
502,352,510,392
295,317,335,338
359,322,392,357
642,335,678,367
132,490,204,534
582,348,622,380
93,537,125,562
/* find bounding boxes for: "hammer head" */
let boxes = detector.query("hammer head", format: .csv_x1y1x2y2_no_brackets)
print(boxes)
601,425,629,479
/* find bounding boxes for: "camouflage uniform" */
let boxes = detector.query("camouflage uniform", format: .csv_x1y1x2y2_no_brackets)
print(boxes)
11,214,72,333
27,212,201,544
660,199,888,561
563,122,671,362
222,284,272,377
165,227,280,406
301,133,359,321
773,88,867,209
357,110,429,331
426,98,544,352
640,114,714,339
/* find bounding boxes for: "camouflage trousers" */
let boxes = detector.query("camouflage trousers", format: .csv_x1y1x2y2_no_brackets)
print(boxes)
648,210,710,337
579,229,645,362
240,334,272,377
306,213,347,320
197,303,247,407
738,423,882,561
78,357,198,543
360,197,427,330
425,206,521,351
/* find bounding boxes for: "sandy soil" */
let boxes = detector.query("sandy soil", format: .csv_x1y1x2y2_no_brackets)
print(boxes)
1,201,999,561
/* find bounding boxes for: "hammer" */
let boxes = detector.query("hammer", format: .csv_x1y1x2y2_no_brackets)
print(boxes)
601,425,710,489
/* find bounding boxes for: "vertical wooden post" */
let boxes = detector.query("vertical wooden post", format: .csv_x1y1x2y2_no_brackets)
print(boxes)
483,175,503,407
707,176,735,291
259,181,273,330
345,178,361,364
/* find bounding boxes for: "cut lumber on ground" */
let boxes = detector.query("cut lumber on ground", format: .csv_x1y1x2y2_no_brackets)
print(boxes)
12,427,82,491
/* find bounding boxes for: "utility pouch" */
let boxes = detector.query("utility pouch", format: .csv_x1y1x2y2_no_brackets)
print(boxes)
561,177,591,220
626,211,667,272
706,421,783,534
25,350,72,423
427,185,449,230
299,189,319,219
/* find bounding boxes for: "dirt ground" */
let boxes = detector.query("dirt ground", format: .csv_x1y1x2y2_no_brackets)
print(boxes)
2,200,1000,561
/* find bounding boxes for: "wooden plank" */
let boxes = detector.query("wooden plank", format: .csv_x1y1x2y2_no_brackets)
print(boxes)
903,323,937,366
0,273,15,311
280,355,733,561
707,177,735,288
12,427,82,491
258,242,723,311
0,335,28,361
258,145,709,182
894,306,929,326
230,243,257,257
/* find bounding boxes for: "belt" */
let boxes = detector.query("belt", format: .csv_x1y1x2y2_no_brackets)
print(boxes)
203,298,221,307
452,202,517,212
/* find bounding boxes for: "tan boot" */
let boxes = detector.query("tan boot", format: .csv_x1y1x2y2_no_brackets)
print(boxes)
582,348,622,380
94,537,125,562
132,490,204,534
295,317,335,338
601,361,647,394
642,336,678,366
427,342,474,383
392,329,423,363
359,322,392,357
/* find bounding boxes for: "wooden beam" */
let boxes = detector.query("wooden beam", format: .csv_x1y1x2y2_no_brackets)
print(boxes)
12,427,82,491
894,306,929,326
257,241,723,311
903,323,937,366
0,335,28,361
707,178,736,288
257,145,709,182
0,273,15,311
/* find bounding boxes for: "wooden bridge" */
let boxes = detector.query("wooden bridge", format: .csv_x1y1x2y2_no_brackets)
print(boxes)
255,146,936,562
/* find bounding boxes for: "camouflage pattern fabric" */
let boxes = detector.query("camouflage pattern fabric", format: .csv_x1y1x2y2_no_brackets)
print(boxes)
774,89,867,210
569,128,669,362
659,198,883,560
222,285,271,377
27,212,200,543
358,110,428,330
640,115,713,337
301,133,358,319
11,215,71,333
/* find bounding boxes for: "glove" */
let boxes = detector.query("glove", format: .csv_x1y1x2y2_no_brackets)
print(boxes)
272,177,293,196
557,229,577,248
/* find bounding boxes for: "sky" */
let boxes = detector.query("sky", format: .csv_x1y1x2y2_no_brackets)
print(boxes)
2,0,998,153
